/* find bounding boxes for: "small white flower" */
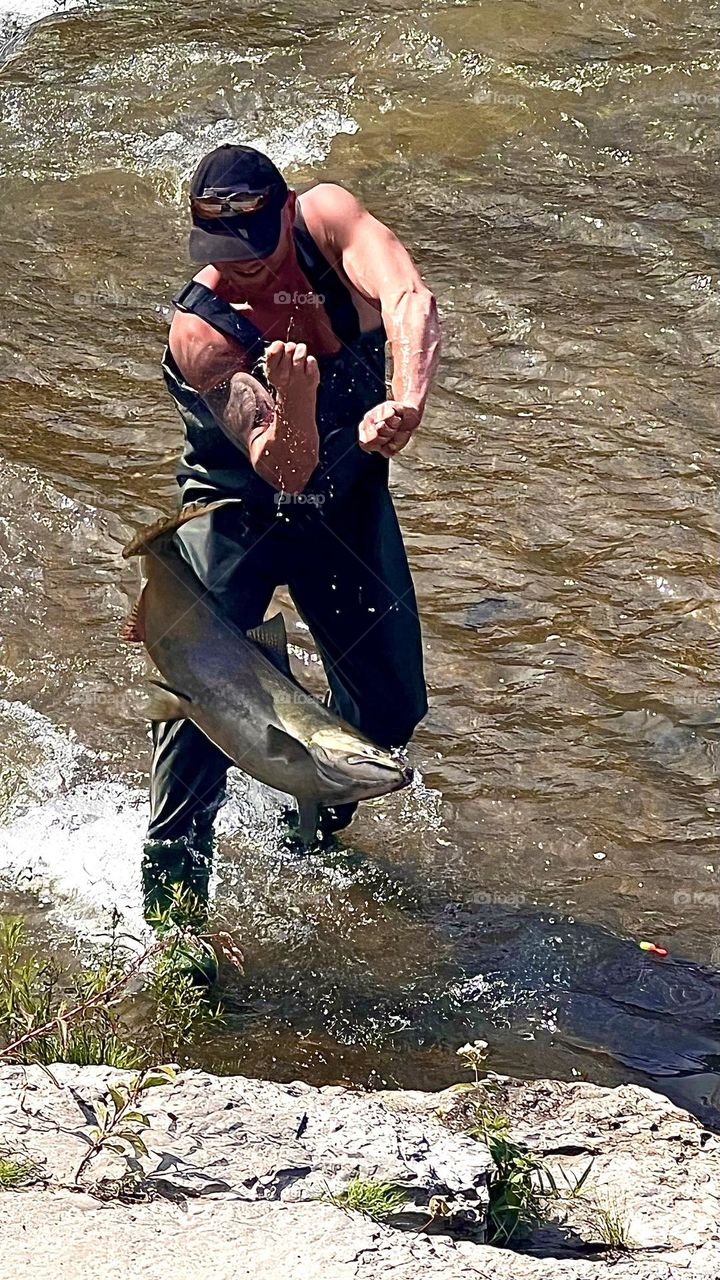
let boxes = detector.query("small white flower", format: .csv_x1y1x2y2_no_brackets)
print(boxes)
456,1039,489,1058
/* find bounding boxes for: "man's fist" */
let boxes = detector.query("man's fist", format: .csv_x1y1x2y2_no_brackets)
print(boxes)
358,401,421,458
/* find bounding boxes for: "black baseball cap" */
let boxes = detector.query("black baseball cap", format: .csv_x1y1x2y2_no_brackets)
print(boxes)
188,144,289,264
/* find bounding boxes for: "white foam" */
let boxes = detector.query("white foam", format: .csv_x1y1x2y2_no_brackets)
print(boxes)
0,699,291,942
394,771,444,830
0,0,60,20
0,698,84,801
0,700,146,937
4,0,72,14
0,778,150,939
0,0,82,61
137,108,359,188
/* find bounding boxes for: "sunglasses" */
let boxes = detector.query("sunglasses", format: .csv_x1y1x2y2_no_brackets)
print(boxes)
190,187,274,217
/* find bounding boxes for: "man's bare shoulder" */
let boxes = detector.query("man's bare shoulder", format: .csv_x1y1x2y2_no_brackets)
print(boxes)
298,182,369,248
300,181,364,213
168,309,251,393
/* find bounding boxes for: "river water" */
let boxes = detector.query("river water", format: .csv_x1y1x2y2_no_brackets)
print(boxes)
2,0,720,1113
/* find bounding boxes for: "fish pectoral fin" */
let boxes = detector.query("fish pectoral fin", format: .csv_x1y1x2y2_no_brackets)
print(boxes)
144,679,193,723
247,613,293,678
266,724,312,768
294,800,320,844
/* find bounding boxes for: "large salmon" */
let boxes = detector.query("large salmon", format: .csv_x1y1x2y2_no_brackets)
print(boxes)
123,500,412,840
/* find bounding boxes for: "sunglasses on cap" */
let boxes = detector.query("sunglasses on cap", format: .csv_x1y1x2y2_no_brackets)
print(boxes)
190,187,276,217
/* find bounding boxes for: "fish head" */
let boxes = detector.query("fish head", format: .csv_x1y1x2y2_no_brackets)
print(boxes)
308,728,413,802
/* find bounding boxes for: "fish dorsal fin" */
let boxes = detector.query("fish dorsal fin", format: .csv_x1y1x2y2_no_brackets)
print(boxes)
122,499,245,559
247,613,292,677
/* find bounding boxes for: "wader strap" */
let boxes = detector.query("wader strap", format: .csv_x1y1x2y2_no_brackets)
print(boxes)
172,280,265,366
292,222,362,346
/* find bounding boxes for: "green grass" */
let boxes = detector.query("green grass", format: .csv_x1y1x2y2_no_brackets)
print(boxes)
582,1196,635,1250
331,1178,408,1221
53,1028,144,1070
0,1153,40,1191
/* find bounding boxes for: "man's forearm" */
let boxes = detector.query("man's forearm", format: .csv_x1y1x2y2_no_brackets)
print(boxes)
248,414,319,494
384,285,441,417
204,372,318,494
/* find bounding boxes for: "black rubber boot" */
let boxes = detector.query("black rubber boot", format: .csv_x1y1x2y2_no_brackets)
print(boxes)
317,802,358,840
141,836,218,984
281,800,358,848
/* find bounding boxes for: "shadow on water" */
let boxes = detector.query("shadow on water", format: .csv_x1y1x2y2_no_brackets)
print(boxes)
217,840,720,1131
441,899,720,1128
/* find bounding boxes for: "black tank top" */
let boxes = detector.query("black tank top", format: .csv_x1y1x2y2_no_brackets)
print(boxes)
162,217,388,510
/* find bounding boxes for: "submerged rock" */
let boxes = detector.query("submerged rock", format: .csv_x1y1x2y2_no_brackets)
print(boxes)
0,1065,718,1278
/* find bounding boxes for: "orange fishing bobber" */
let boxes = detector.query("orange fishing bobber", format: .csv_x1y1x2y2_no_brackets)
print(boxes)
639,941,668,957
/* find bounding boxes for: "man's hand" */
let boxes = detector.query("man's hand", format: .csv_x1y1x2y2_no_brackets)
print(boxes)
358,401,421,458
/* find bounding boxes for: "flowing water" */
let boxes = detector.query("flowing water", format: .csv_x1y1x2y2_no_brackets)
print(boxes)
2,0,720,1117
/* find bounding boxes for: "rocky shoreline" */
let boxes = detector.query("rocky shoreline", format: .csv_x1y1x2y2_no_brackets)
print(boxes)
0,1064,718,1278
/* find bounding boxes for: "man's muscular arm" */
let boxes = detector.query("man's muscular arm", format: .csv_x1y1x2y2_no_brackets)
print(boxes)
305,184,441,457
169,315,319,494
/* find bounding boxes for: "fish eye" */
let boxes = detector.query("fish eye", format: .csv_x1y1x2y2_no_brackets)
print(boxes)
346,754,396,768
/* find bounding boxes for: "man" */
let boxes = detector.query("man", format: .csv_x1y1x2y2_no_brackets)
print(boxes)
142,142,440,937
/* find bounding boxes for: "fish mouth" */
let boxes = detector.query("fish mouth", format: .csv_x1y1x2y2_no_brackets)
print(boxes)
311,738,413,799
345,754,414,787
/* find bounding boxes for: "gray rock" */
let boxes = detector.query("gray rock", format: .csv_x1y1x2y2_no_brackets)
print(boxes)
0,1065,718,1279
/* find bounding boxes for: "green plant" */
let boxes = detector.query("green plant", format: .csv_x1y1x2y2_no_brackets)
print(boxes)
0,908,241,1070
148,945,224,1061
580,1194,635,1250
331,1178,408,1222
51,951,143,1068
0,918,59,1060
0,917,160,1066
0,1152,41,1191
442,1044,594,1248
75,1064,177,1185
469,1107,547,1245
